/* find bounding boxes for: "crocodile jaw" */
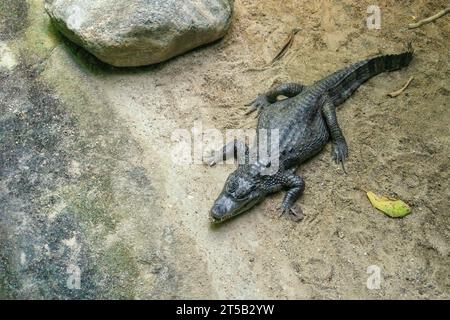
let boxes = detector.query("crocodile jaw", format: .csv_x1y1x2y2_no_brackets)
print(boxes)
209,192,262,224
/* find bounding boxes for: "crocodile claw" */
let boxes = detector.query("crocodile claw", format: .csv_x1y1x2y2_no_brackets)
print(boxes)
245,95,270,116
203,153,217,167
279,205,304,222
331,139,348,173
244,105,257,115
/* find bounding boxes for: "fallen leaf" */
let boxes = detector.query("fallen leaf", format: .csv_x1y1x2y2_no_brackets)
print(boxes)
366,191,412,218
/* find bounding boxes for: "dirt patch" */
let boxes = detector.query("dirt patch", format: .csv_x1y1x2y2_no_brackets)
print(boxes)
0,0,28,41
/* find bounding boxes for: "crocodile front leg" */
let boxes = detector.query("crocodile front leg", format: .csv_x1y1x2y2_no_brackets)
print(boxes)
322,97,348,172
246,82,305,115
275,171,305,222
204,140,249,166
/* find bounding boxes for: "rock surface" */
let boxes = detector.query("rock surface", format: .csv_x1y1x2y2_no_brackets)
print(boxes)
45,0,234,67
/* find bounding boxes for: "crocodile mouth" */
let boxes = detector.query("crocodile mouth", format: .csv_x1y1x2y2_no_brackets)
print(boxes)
209,212,241,224
209,194,261,224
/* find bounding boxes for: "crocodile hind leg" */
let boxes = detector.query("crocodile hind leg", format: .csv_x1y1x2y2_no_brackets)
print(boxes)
203,140,249,166
246,82,305,115
322,97,348,172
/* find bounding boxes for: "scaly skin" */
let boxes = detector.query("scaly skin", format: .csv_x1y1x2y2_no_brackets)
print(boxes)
208,46,414,223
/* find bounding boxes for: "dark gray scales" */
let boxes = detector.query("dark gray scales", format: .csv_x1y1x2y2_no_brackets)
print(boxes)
207,46,414,223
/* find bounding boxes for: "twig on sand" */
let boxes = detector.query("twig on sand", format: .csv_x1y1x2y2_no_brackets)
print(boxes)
408,8,450,29
270,28,300,64
387,77,414,98
246,28,300,72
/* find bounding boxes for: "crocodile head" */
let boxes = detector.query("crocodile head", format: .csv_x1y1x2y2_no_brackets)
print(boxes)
209,167,266,223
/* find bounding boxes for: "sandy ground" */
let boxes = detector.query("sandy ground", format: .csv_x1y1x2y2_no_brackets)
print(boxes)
1,0,449,299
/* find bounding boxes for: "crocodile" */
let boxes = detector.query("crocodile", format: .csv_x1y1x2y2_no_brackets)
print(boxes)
206,45,414,223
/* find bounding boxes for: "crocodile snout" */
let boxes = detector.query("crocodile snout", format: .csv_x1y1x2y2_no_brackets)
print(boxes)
209,190,263,224
209,195,237,223
210,203,226,223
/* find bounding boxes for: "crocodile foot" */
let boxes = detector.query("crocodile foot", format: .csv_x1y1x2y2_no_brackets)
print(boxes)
331,139,348,173
245,95,270,116
280,204,304,222
203,152,218,167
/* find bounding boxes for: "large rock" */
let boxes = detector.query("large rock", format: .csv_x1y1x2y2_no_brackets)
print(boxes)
45,0,233,67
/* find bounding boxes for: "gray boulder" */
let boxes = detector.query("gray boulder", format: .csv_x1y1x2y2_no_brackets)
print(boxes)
45,0,234,67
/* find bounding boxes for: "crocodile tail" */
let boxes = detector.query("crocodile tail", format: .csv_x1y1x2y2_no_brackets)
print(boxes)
329,43,414,105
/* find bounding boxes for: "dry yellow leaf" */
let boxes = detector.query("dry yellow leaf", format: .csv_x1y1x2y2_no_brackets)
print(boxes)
366,191,412,218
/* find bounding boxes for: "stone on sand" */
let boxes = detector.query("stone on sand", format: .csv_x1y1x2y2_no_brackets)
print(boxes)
45,0,234,67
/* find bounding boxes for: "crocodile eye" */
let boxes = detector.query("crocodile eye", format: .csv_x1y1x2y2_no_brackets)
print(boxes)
226,179,238,193
234,188,249,200
235,183,257,200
